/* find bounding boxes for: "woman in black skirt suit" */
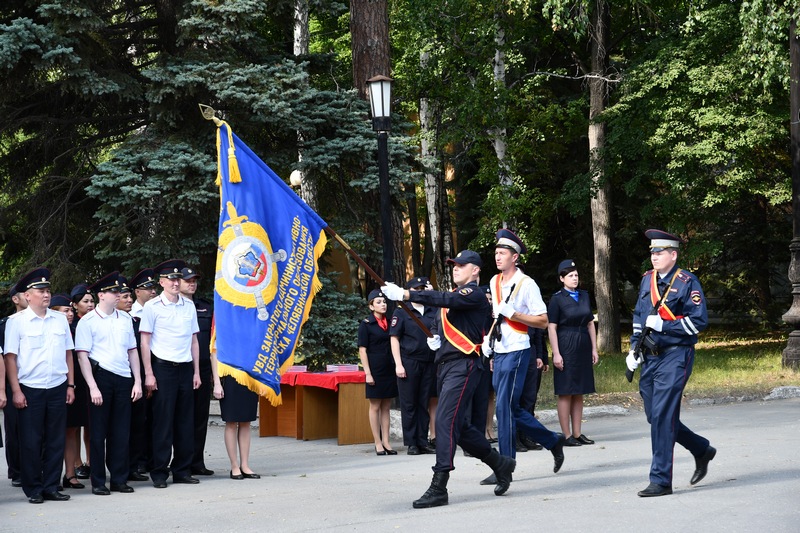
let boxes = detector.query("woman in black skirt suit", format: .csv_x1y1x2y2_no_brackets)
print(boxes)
212,351,260,480
358,290,397,455
547,260,599,446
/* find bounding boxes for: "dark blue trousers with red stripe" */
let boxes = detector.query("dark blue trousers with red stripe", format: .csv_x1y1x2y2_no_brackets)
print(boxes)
432,358,492,473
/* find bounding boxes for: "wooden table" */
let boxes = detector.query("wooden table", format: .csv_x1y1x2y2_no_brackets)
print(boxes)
258,371,373,445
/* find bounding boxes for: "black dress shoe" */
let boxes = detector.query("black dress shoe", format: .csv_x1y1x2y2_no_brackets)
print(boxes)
173,476,200,484
28,494,43,504
42,491,70,501
551,434,566,473
128,472,149,482
418,445,436,454
385,448,398,455
242,472,261,479
576,434,595,445
191,467,215,476
63,475,85,489
110,483,135,493
75,464,90,479
515,437,529,452
428,438,436,447
637,483,673,497
564,436,582,446
691,446,717,485
407,446,420,455
92,486,111,496
520,435,543,450
230,471,244,480
375,447,387,456
153,480,167,488
12,479,22,488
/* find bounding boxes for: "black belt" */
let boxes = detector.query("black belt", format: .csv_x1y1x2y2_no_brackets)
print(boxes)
152,355,191,367
645,345,687,358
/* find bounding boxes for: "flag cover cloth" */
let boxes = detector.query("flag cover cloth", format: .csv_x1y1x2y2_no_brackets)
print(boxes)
213,121,327,405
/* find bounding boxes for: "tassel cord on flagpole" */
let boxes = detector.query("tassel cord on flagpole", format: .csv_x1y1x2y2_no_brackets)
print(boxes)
323,226,433,337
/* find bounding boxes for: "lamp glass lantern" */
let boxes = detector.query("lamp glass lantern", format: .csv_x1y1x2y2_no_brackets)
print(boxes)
367,75,393,131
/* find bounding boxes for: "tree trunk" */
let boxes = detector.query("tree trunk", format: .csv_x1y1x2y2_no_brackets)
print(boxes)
491,18,512,192
420,51,454,289
407,183,421,276
588,0,621,353
350,0,390,97
293,0,317,211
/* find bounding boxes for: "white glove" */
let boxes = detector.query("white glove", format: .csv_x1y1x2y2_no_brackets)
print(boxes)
381,282,405,301
426,335,441,351
425,282,434,291
645,314,664,332
497,301,516,319
481,335,493,357
626,350,640,372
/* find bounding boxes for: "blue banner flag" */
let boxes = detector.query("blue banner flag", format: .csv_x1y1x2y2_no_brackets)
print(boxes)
212,121,327,406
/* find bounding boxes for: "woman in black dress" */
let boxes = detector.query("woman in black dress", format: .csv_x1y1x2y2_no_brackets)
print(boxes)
212,351,261,480
358,289,397,455
547,260,599,446
66,285,93,484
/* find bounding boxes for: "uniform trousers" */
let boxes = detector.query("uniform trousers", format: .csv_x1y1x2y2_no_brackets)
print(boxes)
191,361,213,470
464,361,492,434
150,356,195,483
397,357,435,447
17,382,68,497
639,345,709,487
493,349,558,459
129,355,148,474
88,366,134,487
432,358,492,473
518,356,540,442
3,379,21,481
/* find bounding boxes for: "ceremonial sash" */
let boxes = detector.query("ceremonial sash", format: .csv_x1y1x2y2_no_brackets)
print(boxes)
494,275,529,334
440,307,480,355
650,269,683,321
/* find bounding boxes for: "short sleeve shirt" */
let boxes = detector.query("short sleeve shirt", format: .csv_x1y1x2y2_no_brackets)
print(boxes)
75,308,138,377
3,307,74,388
139,293,199,363
490,269,547,353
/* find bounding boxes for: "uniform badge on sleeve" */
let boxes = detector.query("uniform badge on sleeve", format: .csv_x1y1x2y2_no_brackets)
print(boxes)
458,287,473,295
391,316,399,328
691,291,702,305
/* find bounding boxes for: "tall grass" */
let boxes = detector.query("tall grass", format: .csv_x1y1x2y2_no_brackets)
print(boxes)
533,330,800,410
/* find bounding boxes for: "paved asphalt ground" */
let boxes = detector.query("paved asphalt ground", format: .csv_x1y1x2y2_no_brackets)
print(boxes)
0,396,797,532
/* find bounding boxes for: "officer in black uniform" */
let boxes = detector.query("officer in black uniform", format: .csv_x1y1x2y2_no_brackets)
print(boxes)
179,267,215,476
389,276,436,455
2,286,28,487
127,268,157,481
627,229,716,497
382,250,515,508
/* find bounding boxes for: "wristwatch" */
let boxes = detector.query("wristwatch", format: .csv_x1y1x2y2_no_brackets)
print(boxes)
67,383,76,389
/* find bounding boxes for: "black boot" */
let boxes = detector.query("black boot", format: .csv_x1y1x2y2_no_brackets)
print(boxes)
482,449,516,496
412,471,449,508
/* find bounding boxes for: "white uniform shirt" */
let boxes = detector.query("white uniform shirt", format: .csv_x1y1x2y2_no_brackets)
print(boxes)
490,269,547,353
139,293,199,363
3,307,74,388
74,308,137,377
130,301,144,319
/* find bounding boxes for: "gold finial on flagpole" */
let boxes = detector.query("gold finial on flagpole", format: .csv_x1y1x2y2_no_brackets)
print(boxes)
199,104,223,126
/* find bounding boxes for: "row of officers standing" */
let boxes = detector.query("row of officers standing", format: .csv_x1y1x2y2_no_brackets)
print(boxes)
1,259,260,504
369,228,716,507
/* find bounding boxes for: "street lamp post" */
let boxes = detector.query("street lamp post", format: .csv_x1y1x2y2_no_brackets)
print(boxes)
367,75,394,283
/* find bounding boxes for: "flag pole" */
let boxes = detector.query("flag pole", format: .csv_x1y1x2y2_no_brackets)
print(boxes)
323,226,433,337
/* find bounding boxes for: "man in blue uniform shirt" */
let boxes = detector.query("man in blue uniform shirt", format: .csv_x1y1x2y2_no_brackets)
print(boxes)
382,250,515,508
627,229,716,497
